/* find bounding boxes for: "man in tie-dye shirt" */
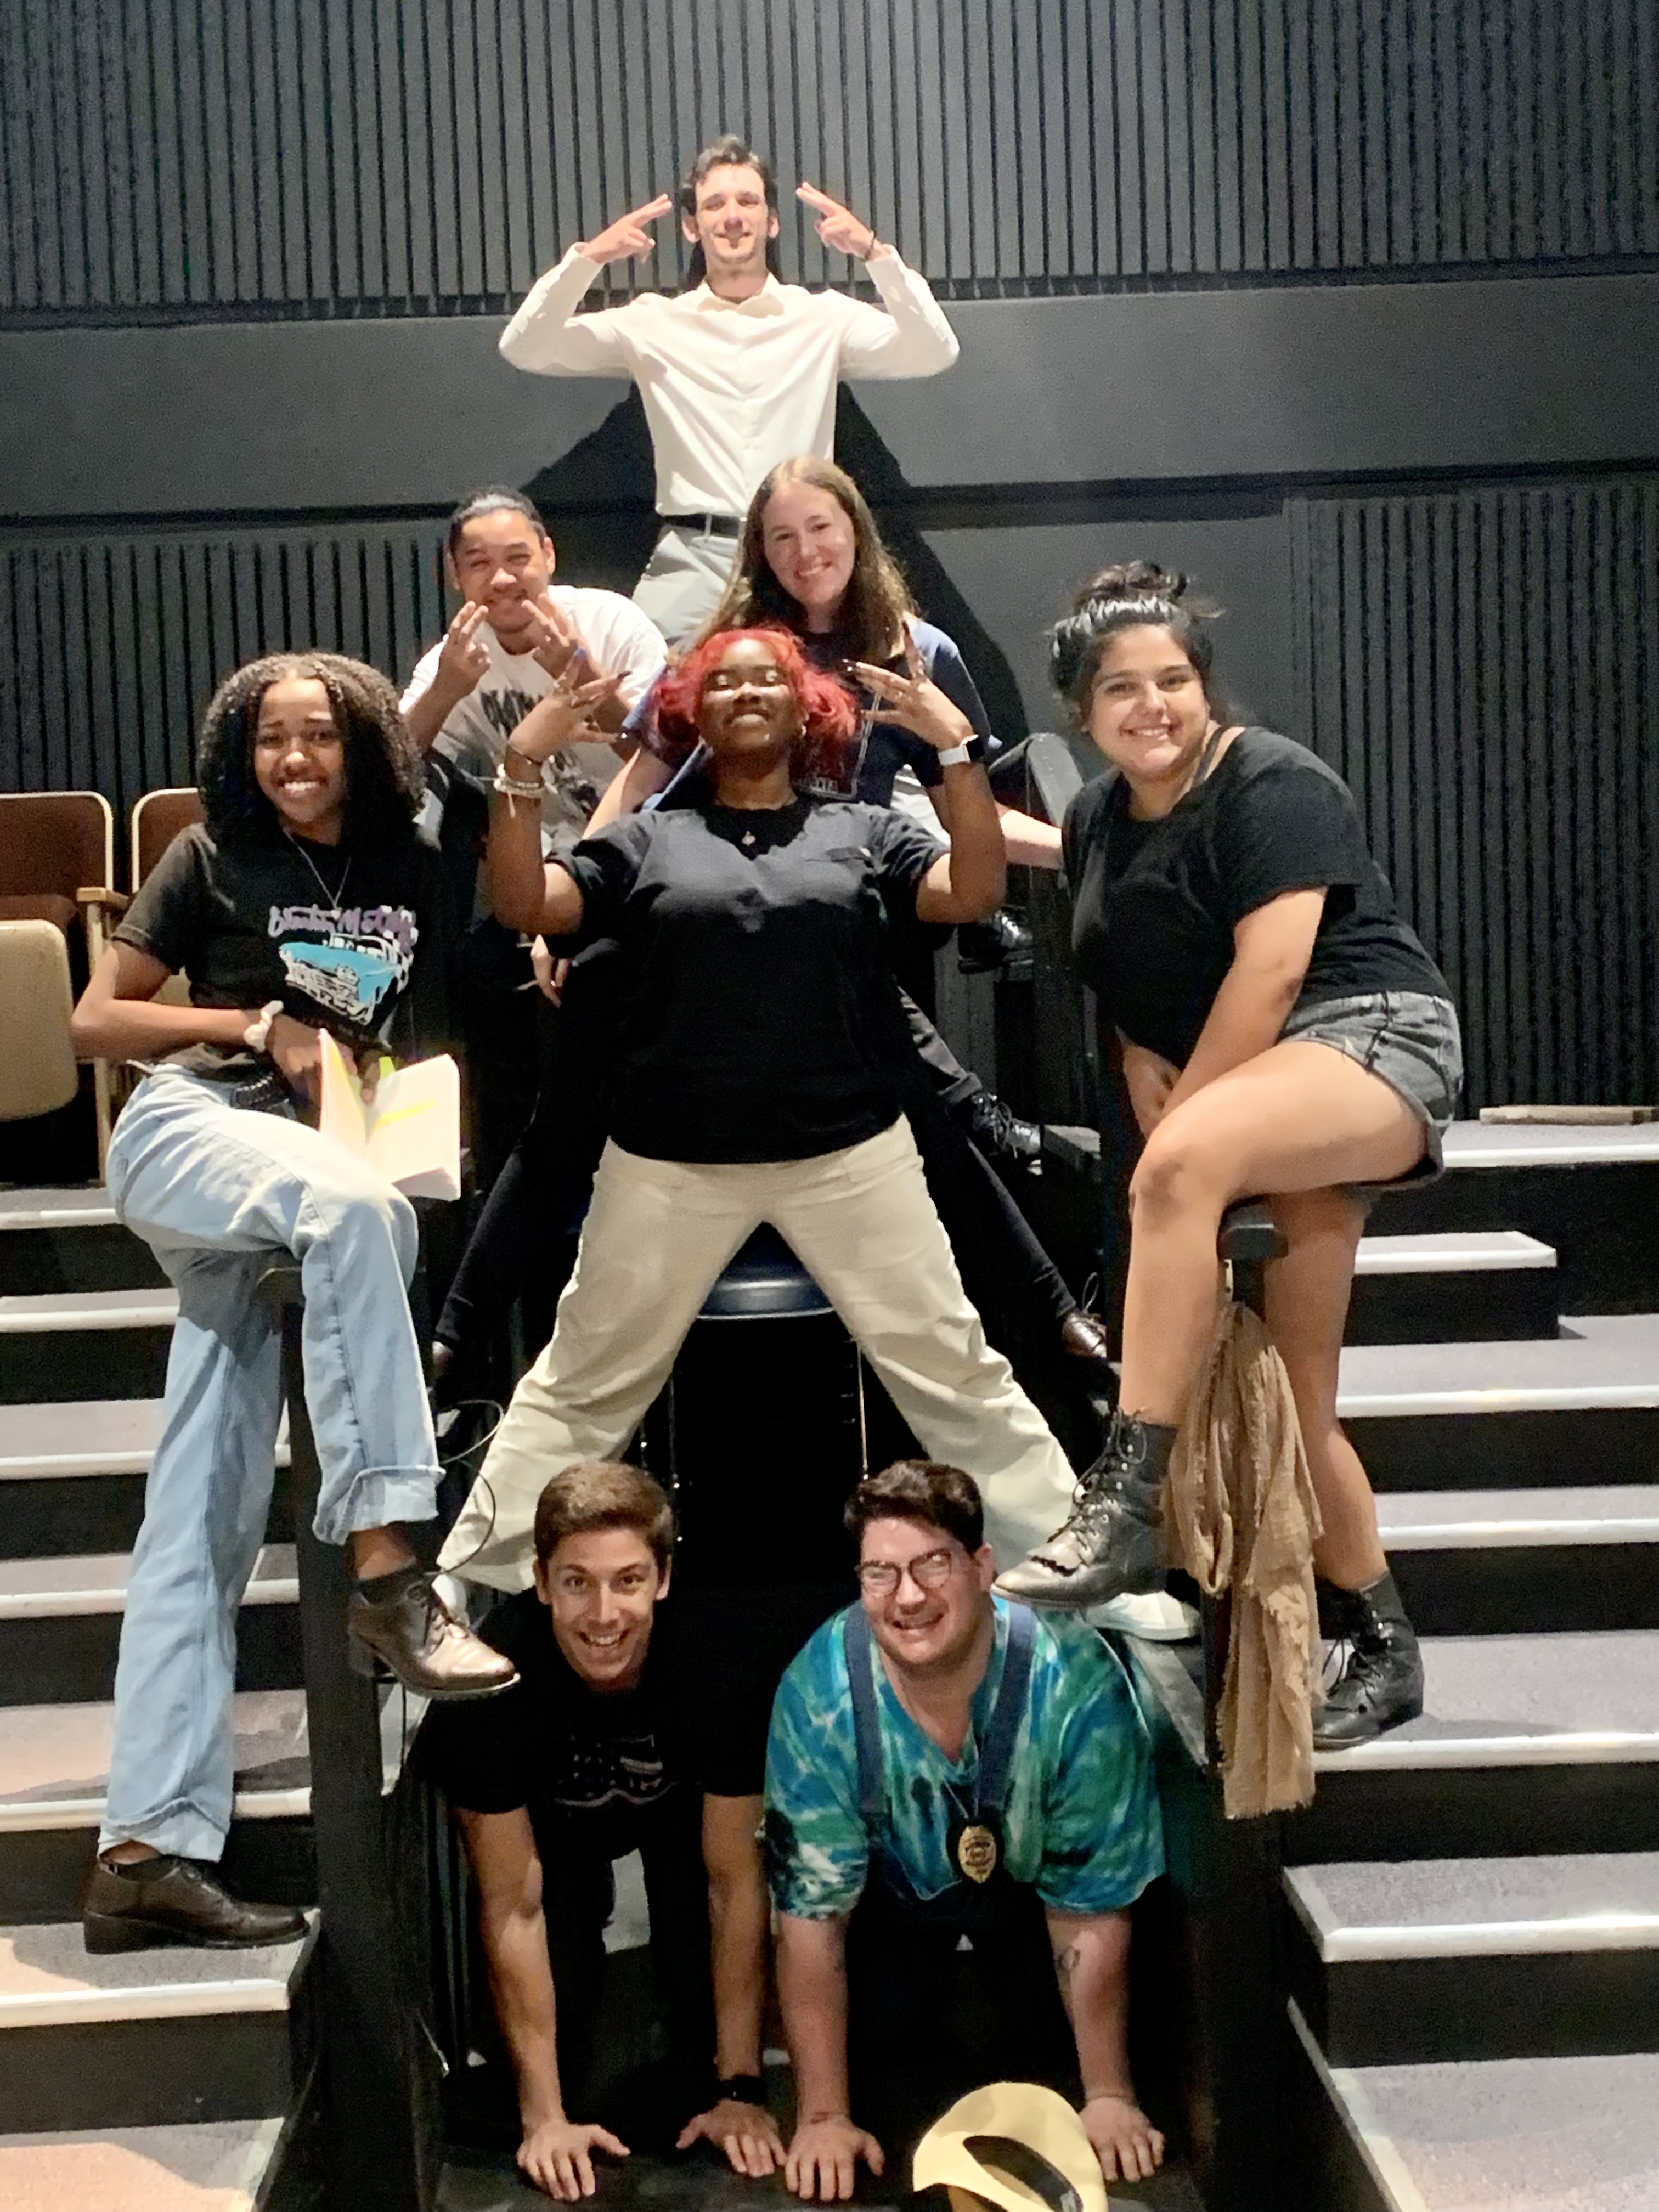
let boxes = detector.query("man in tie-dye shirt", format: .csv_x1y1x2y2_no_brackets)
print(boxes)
764,1460,1166,2202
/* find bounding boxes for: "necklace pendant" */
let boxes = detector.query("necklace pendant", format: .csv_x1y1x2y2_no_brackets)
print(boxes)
741,830,757,849
956,1823,999,1884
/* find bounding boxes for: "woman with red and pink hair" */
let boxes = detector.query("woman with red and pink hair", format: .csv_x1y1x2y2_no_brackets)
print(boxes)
439,627,1076,1589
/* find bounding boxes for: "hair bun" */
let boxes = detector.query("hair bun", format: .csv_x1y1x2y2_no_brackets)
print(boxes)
1071,560,1188,613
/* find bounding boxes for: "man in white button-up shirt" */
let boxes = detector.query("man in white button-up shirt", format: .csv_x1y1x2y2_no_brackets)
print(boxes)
499,135,960,641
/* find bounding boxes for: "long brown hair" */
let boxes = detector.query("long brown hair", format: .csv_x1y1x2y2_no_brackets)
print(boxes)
706,455,916,666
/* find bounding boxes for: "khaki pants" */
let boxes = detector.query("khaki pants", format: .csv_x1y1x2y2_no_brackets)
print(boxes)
440,1120,1074,1590
631,523,741,645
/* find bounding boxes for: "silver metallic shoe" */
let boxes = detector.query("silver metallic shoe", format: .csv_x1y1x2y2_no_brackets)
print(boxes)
995,1410,1177,1611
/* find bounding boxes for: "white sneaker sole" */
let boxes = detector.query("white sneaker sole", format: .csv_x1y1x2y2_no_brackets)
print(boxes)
1083,1592,1200,1641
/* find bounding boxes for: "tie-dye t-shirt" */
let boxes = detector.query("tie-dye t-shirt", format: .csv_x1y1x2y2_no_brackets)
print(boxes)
115,819,452,1094
764,1598,1164,1920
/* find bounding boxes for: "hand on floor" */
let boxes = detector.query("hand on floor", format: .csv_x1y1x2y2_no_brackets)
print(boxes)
678,2096,786,2176
1080,2091,1165,2183
516,2115,630,2200
783,2115,885,2201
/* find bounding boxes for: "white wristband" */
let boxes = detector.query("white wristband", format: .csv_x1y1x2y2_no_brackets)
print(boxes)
493,759,546,800
244,1000,284,1054
935,741,973,769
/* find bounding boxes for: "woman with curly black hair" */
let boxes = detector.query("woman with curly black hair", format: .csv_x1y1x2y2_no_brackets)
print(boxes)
70,651,516,1957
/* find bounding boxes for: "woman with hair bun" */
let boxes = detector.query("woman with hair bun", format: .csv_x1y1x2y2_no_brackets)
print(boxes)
69,652,517,1956
439,625,1076,1590
996,568,1462,1748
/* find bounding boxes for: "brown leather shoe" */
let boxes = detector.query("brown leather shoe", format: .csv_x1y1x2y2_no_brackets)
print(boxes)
84,1854,308,1953
347,1571,518,1700
1058,1308,1115,1376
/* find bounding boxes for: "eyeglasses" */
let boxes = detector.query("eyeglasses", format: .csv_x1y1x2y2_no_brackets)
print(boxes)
855,1545,966,1598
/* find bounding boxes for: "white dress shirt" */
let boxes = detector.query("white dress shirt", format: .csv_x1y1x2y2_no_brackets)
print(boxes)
401,586,666,852
498,249,960,518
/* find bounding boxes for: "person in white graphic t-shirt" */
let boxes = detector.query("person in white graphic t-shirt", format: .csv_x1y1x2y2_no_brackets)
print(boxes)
400,486,668,1179
497,134,960,642
402,487,668,857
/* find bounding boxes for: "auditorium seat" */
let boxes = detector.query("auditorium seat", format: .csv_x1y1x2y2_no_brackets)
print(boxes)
128,786,201,890
115,788,203,1015
0,921,78,1126
0,793,116,1171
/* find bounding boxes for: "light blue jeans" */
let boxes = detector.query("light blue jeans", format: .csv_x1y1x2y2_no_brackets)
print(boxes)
99,1065,442,1859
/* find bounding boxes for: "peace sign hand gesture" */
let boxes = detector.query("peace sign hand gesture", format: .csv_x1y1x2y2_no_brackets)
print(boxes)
577,193,674,267
850,638,975,755
434,601,492,699
521,591,583,681
797,182,885,261
505,653,625,769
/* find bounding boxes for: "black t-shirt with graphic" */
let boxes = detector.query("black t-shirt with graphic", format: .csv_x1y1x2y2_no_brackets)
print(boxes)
1063,727,1448,1067
114,818,453,1094
560,795,943,1164
420,1589,749,1864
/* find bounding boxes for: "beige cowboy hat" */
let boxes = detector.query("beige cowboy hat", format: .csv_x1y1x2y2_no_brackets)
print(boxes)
910,2083,1110,2212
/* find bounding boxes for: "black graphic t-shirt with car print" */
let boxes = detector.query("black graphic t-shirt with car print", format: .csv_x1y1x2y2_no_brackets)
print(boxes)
114,818,451,1095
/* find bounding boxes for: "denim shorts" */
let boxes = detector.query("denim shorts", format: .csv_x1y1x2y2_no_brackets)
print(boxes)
1279,990,1464,1182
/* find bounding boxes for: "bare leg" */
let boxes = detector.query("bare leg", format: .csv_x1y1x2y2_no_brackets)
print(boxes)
1115,1042,1425,1422
1263,1187,1388,1589
997,1041,1426,1612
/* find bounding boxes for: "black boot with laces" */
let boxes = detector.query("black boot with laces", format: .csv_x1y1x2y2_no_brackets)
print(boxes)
994,1409,1178,1611
1313,1570,1425,1750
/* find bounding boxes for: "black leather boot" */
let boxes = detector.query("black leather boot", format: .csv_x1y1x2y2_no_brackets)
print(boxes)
1313,1570,1425,1750
994,1410,1178,1610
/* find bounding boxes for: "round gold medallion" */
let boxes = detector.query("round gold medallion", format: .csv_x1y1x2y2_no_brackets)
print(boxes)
956,1823,998,1884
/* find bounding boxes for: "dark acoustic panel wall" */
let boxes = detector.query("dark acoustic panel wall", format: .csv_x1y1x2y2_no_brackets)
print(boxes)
4,0,1656,321
1289,478,1659,1110
0,521,446,828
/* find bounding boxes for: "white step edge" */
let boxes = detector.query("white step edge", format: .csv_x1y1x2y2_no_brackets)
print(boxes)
1377,1492,1659,1551
1288,1996,1431,2212
0,1188,120,1231
0,2115,285,2211
1354,1231,1555,1276
0,1290,178,1335
0,1686,426,1834
1339,1380,1659,1417
0,1547,298,1621
0,1401,289,1482
1442,1123,1659,1169
0,1787,314,1834
1339,1314,1659,1417
0,1917,314,2032
1285,1864,1659,1963
1314,1728,1659,1775
1305,1910,1659,1964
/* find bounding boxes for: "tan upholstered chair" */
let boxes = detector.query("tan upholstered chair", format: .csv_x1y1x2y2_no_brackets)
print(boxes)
0,921,79,1125
0,791,117,1166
